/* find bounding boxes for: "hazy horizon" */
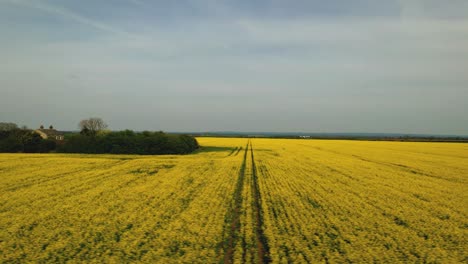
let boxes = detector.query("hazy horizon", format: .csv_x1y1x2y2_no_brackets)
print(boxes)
1,0,467,135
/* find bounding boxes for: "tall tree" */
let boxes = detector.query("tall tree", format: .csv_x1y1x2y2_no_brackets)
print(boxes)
78,118,108,135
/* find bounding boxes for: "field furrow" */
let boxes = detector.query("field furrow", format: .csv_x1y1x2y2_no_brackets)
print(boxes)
1,137,466,263
253,138,467,263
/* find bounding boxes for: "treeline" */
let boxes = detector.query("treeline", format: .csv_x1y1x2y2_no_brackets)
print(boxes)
61,130,199,154
0,121,199,155
0,128,56,153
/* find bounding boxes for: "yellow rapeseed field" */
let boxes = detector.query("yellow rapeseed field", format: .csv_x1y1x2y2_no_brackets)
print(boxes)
0,138,467,263
252,139,467,263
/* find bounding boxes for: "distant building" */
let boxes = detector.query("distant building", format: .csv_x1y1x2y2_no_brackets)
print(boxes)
35,125,64,141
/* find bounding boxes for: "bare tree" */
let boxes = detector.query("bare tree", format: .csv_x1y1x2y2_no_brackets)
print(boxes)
78,118,108,135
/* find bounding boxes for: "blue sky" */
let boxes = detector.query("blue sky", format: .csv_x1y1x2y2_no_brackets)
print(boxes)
1,0,467,134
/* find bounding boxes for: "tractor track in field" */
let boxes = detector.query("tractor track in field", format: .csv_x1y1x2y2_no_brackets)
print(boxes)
222,140,271,264
249,141,272,263
222,141,249,264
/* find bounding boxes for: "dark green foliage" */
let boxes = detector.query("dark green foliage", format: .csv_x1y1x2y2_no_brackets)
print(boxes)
0,135,22,152
38,139,57,153
0,122,19,131
0,129,55,153
79,127,94,136
22,132,43,153
59,130,198,155
0,126,198,155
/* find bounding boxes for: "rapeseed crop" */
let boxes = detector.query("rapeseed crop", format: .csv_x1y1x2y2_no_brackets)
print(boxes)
252,139,467,263
0,138,466,263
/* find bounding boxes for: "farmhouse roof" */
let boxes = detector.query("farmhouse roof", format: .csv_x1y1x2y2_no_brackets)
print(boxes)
36,128,63,137
35,126,65,140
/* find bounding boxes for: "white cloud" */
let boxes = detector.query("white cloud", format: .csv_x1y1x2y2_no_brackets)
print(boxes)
1,1,467,133
3,0,132,36
398,0,468,19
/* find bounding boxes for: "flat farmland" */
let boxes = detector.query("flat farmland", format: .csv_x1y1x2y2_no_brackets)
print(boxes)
0,138,466,263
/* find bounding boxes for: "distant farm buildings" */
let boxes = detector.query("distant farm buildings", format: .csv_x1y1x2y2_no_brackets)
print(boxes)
35,125,64,141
